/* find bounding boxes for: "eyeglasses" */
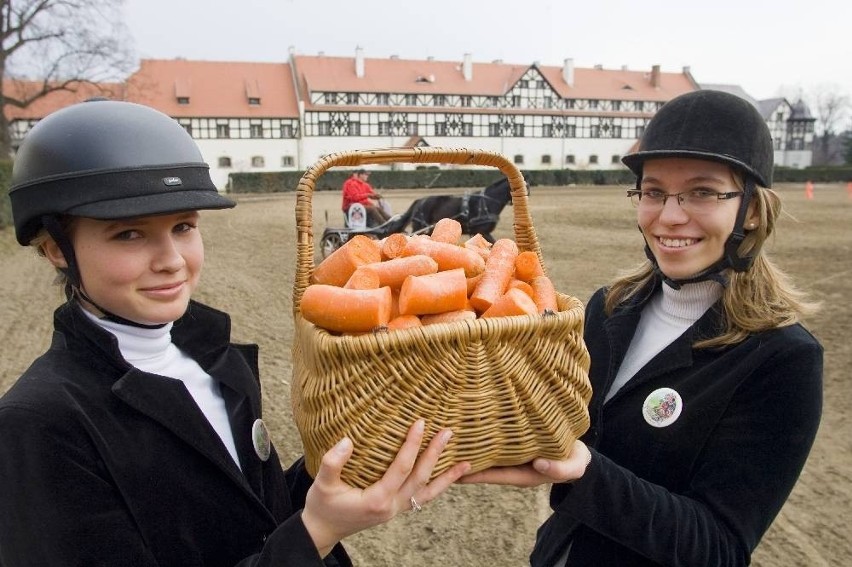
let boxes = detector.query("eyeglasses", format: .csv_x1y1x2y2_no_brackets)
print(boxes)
627,189,743,215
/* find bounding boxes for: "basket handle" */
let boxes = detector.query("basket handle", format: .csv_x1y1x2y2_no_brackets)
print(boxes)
293,147,541,312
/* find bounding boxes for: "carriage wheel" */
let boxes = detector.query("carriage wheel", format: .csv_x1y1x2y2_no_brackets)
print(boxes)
320,233,343,258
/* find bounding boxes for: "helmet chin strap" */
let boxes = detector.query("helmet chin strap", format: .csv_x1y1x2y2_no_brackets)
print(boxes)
640,177,757,290
41,215,166,329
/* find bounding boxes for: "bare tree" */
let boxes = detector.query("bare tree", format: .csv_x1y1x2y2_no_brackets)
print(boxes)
810,85,851,165
0,0,135,157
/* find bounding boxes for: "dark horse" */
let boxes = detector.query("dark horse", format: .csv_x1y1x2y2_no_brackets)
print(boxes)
396,177,523,243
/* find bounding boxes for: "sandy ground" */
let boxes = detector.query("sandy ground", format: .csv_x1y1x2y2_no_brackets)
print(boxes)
1,183,849,566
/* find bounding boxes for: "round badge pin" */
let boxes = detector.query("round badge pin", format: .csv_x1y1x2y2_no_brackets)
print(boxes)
251,418,271,462
642,387,683,428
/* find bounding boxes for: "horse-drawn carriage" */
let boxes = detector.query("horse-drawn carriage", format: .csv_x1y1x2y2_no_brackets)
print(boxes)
318,177,520,258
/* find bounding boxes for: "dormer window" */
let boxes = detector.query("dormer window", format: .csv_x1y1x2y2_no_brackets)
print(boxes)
177,96,190,105
248,97,261,106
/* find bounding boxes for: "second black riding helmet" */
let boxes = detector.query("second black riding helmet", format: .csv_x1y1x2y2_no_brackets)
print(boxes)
621,90,775,285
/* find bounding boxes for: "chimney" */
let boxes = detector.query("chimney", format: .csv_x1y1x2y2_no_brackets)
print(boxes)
651,65,661,88
462,53,473,81
355,46,365,78
562,58,574,87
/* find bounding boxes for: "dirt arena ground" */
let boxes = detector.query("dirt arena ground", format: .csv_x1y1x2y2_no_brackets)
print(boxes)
1,182,848,566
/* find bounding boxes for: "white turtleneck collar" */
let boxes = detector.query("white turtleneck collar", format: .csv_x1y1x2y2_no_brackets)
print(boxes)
605,280,723,402
81,309,241,469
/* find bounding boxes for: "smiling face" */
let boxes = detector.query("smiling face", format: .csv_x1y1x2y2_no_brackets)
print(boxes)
638,158,758,280
45,212,204,325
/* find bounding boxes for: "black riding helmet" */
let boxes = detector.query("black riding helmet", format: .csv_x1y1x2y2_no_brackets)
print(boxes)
9,98,235,325
621,89,774,287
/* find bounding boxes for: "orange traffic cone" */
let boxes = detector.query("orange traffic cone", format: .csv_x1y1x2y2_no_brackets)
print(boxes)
805,181,814,200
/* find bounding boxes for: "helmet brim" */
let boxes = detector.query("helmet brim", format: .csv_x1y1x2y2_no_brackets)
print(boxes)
65,189,235,220
622,149,771,188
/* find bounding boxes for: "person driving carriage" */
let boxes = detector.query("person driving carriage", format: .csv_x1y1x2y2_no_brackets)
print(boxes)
341,168,391,226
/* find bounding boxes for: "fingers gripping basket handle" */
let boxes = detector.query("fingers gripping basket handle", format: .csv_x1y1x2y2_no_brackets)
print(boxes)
293,147,539,312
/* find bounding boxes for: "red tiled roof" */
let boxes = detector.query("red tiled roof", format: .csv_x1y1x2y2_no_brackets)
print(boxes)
125,59,299,118
3,81,125,119
537,66,696,101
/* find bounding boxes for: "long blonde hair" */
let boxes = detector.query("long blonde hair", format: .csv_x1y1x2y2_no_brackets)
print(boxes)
604,177,817,349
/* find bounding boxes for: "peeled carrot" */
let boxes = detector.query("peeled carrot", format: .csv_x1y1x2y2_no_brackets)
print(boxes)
312,235,382,287
430,218,462,244
469,238,519,313
531,275,559,314
421,310,477,326
464,233,493,260
389,289,400,320
481,287,539,319
381,233,409,260
300,285,392,333
398,268,468,316
402,235,485,277
514,250,545,283
344,266,380,289
387,314,423,330
509,279,535,298
466,273,483,296
363,255,439,290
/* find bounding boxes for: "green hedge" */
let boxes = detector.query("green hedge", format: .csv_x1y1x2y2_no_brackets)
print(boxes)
0,160,12,231
228,165,852,195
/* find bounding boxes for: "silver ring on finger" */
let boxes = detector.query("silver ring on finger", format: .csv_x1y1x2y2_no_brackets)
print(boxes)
410,496,422,512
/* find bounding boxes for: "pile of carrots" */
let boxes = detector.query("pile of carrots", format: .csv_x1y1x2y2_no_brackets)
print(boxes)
301,218,559,334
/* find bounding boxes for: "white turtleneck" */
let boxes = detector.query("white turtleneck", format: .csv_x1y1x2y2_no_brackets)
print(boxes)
604,280,723,403
82,310,241,469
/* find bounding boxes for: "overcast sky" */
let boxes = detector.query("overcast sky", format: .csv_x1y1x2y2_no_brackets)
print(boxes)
124,0,851,104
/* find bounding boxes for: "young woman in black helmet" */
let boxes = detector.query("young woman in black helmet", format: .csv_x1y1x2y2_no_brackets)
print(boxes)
462,90,823,566
0,99,469,566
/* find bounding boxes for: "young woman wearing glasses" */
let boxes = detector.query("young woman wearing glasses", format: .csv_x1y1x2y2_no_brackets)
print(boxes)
462,90,823,566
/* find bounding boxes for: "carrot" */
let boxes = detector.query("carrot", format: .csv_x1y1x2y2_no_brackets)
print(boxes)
481,288,539,319
363,255,439,290
466,273,483,296
343,266,381,289
421,309,477,326
508,279,535,298
387,314,423,330
430,218,462,244
514,251,545,283
381,233,409,260
312,235,382,287
402,235,485,277
469,238,519,313
300,285,392,333
463,233,493,260
531,275,559,314
390,289,400,320
398,268,468,316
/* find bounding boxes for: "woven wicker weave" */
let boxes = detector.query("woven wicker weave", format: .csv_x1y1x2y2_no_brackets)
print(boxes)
291,147,591,488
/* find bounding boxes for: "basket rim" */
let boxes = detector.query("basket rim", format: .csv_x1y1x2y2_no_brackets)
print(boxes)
292,147,541,313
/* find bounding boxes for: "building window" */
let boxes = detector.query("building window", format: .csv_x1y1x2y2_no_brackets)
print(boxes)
348,121,361,136
544,97,553,109
513,154,524,165
377,93,389,105
611,101,621,111
611,155,621,164
177,96,190,105
280,124,294,138
181,123,193,136
589,155,598,164
636,125,645,138
461,123,472,136
512,95,521,107
565,154,575,164
378,121,390,135
612,125,622,138
590,125,601,138
218,157,232,168
250,124,263,138
405,94,417,106
433,95,446,106
635,101,644,111
542,154,552,164
216,124,230,138
406,122,418,135
281,156,295,167
435,122,447,136
565,124,576,137
347,93,359,104
488,96,500,107
318,121,330,135
589,100,599,109
512,123,524,137
543,124,553,137
565,99,575,109
460,96,472,107
488,123,500,137
248,97,261,106
251,156,265,167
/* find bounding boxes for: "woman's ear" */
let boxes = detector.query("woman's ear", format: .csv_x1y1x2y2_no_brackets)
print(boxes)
41,237,69,269
744,200,760,231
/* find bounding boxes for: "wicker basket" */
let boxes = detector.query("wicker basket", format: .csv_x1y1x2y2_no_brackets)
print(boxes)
291,147,591,488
